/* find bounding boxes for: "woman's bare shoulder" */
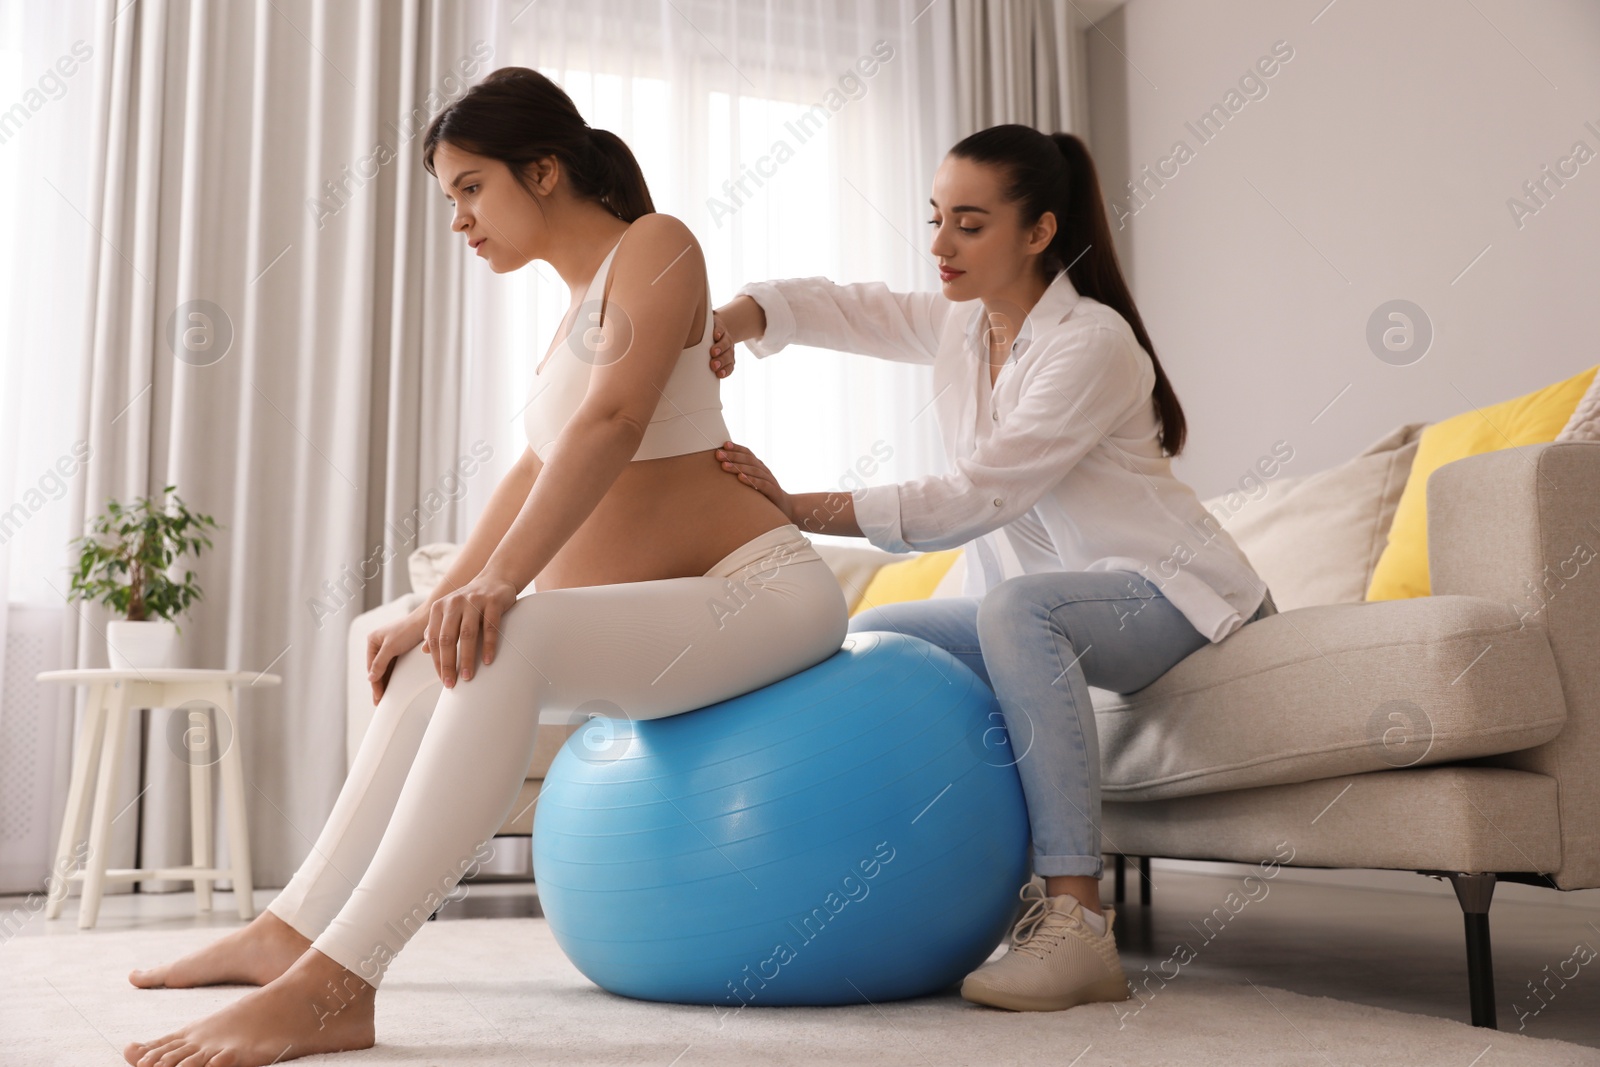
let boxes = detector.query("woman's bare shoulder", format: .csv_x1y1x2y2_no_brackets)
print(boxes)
621,212,701,256
610,214,708,316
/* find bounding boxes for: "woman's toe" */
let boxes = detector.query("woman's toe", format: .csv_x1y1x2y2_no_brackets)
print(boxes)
174,1047,212,1067
131,1038,180,1067
155,1044,198,1067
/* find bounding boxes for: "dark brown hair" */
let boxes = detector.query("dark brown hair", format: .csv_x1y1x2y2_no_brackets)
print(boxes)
949,125,1186,456
422,66,655,222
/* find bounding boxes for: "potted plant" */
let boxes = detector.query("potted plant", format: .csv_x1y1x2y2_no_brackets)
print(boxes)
67,484,222,669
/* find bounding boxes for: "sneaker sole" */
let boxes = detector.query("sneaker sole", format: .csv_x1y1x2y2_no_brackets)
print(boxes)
959,971,1131,1012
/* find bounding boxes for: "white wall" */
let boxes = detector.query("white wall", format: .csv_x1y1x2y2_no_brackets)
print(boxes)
1083,0,1600,496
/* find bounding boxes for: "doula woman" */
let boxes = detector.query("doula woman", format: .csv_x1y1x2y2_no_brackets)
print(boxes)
708,123,1277,1013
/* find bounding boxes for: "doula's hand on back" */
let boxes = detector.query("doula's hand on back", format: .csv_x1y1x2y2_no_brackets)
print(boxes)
710,294,766,377
710,311,736,378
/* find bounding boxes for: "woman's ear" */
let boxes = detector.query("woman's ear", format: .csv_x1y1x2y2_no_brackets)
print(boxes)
1027,210,1058,256
524,155,561,197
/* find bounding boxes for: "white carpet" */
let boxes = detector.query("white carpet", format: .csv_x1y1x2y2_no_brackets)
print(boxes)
3,918,1595,1066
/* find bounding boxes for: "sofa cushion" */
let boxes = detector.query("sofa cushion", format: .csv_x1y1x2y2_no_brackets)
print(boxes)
1367,365,1597,601
1091,594,1568,801
853,548,962,614
1200,422,1424,612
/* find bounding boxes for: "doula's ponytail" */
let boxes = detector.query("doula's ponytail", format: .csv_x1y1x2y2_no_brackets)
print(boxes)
950,125,1187,457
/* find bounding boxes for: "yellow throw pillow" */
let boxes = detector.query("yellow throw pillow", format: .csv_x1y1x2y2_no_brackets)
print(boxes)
1366,365,1597,600
852,549,963,616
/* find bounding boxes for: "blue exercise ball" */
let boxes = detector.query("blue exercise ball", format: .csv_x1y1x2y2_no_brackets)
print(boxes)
532,630,1030,1007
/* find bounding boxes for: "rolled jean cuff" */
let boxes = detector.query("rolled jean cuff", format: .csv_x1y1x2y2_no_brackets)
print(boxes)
1031,851,1105,879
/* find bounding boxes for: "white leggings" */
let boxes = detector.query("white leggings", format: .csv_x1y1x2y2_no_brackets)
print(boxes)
265,522,847,987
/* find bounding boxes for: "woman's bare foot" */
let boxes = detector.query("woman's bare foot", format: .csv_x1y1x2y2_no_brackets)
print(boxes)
128,909,312,989
123,948,375,1066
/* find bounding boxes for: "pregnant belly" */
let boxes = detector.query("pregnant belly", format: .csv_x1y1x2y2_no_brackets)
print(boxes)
534,448,794,591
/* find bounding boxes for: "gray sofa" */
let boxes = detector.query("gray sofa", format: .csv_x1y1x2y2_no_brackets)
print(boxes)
347,435,1600,1030
1098,439,1598,1029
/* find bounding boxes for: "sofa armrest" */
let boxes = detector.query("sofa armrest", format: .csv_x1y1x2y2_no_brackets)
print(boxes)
346,593,424,774
1428,441,1600,633
1428,441,1600,888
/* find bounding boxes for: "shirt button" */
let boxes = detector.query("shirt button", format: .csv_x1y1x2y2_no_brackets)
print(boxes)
991,408,999,420
993,497,1003,507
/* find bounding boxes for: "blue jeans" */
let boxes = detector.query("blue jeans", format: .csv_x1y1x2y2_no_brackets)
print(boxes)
850,570,1277,879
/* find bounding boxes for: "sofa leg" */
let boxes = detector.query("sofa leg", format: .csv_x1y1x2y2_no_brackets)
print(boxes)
1113,853,1126,904
1139,856,1151,907
1446,872,1498,1029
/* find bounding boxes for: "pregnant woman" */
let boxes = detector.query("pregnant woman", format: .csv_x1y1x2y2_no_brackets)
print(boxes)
708,124,1276,1013
122,67,846,1066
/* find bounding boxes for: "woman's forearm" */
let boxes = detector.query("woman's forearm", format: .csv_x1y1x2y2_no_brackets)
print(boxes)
790,490,862,537
717,294,767,344
416,449,539,614
480,411,644,592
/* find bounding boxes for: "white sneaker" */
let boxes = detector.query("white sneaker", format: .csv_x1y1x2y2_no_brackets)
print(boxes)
960,875,1130,1011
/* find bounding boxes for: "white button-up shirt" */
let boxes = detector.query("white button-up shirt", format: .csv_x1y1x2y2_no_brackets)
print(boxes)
735,269,1268,643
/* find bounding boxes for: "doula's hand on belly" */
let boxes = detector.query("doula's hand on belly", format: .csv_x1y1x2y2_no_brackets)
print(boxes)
421,573,520,688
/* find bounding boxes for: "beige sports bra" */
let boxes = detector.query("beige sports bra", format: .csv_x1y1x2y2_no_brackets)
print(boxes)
523,228,730,463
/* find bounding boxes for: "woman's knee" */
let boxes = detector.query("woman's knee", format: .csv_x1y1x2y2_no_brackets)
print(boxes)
976,573,1060,643
377,644,443,711
847,600,962,646
847,604,888,633
445,599,558,701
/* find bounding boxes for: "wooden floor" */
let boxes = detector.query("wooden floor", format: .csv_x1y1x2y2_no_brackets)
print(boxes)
7,858,1598,1048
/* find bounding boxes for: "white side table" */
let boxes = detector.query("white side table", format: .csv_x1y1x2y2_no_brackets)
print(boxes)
36,668,281,929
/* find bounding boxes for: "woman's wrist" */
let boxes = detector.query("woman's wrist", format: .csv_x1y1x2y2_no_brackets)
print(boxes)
724,294,765,344
745,294,767,340
789,490,858,536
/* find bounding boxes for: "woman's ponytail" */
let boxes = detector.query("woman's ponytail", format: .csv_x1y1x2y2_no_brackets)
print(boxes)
584,126,655,221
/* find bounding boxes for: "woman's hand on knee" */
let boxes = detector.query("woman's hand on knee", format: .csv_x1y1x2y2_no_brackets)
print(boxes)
423,574,520,688
366,609,428,704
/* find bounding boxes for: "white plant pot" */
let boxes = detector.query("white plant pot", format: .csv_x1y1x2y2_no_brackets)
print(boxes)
106,620,179,670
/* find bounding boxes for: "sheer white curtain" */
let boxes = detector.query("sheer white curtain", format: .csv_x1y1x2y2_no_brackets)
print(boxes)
2,0,497,894
0,0,97,891
461,0,954,534
0,0,1090,893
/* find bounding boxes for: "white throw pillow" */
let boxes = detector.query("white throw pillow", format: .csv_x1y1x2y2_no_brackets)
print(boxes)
1199,422,1426,612
1557,369,1600,441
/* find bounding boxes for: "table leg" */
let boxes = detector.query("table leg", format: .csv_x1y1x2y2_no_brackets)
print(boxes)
80,681,131,929
188,704,215,912
45,683,108,920
218,688,255,919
